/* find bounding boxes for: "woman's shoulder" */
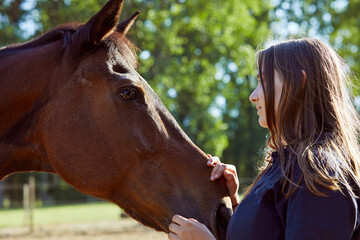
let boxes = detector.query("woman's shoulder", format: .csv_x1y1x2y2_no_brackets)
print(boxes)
286,142,359,198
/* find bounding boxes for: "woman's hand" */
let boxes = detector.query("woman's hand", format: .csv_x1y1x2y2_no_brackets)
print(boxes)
207,154,240,208
168,215,216,240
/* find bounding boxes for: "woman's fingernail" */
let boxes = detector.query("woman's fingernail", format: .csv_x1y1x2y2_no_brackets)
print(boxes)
210,176,214,180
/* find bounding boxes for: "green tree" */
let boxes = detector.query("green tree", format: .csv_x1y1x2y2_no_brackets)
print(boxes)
0,0,28,45
270,0,360,95
134,0,272,159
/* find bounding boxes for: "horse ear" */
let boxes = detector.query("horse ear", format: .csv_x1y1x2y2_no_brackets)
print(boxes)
76,0,124,44
117,11,141,35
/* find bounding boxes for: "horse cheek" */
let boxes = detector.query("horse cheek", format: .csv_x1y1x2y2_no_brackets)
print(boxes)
42,94,120,197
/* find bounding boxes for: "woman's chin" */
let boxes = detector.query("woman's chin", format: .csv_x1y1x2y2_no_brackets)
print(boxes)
258,118,268,128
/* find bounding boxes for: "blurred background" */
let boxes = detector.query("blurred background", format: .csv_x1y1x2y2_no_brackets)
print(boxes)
0,0,359,239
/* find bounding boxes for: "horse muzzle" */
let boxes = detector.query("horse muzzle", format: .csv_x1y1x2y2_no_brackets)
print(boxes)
210,196,233,240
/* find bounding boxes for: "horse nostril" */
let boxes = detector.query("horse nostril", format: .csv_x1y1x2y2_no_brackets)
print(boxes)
210,197,233,240
216,204,232,239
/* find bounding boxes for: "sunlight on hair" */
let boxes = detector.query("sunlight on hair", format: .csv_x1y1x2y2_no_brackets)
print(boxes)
355,96,360,111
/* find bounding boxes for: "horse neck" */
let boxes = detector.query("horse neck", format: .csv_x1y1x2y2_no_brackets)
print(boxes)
0,42,61,180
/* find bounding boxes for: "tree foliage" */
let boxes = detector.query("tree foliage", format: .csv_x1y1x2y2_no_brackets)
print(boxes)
270,0,360,95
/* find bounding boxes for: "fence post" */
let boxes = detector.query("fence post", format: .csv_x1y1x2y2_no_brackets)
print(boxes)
40,173,50,205
23,176,35,232
0,181,4,208
29,176,35,232
23,183,30,227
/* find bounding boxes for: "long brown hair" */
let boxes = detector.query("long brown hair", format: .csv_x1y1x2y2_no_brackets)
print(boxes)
248,38,360,198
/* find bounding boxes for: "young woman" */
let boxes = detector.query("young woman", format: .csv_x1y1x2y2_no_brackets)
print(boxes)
168,38,360,240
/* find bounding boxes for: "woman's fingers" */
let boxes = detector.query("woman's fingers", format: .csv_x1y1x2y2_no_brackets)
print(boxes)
206,154,213,166
223,170,239,191
206,154,240,207
207,154,238,181
222,166,238,179
169,223,182,234
207,154,238,184
189,218,199,222
223,170,240,205
172,214,188,226
168,215,216,240
211,164,227,181
207,154,223,181
210,163,220,180
223,169,235,180
168,232,181,240
207,155,220,166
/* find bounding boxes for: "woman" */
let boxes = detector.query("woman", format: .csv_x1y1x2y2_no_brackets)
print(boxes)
168,38,360,240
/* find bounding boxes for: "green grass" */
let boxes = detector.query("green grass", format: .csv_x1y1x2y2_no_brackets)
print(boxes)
0,202,122,228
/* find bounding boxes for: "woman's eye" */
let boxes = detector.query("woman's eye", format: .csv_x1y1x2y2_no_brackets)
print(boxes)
119,87,137,100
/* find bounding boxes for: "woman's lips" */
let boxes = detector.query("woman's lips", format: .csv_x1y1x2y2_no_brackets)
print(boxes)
257,107,262,114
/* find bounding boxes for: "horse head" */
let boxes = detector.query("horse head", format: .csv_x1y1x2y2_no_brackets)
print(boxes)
0,0,232,239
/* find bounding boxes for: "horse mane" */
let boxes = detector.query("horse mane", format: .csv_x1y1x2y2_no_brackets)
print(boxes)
0,23,81,54
0,23,139,69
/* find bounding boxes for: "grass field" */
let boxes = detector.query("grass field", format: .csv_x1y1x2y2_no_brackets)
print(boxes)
0,202,122,228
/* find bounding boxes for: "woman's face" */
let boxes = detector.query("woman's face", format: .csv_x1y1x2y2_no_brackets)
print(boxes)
249,69,283,128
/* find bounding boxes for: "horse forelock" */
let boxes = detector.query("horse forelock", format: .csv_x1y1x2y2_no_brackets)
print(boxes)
105,32,140,70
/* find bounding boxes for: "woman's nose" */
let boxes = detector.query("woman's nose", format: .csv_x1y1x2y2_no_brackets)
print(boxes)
249,90,258,103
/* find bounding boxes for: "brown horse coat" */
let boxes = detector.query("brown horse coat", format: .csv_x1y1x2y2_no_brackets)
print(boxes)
0,0,232,239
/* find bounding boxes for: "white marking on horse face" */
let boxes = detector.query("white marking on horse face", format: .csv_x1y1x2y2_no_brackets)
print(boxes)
78,77,91,87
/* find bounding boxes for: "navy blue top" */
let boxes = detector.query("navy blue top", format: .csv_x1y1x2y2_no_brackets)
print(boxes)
226,150,360,240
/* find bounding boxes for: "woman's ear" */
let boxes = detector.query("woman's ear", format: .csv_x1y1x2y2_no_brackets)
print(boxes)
301,70,307,89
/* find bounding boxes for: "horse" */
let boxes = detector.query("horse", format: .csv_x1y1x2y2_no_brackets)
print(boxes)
0,0,232,239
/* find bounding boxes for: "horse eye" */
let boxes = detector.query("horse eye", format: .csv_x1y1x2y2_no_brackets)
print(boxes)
119,87,137,100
